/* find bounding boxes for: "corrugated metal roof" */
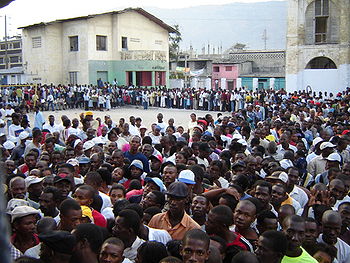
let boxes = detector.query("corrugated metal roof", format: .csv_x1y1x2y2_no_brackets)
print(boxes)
18,7,177,33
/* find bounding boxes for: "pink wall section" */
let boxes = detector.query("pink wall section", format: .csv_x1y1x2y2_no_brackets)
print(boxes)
211,64,239,89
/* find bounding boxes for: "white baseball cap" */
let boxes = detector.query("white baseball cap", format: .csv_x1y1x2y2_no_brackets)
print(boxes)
320,142,336,151
83,140,95,151
326,152,342,163
11,205,40,223
25,176,44,188
19,131,30,140
3,140,15,150
178,170,196,185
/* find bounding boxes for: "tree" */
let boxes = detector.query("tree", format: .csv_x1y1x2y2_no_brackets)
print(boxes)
169,24,182,61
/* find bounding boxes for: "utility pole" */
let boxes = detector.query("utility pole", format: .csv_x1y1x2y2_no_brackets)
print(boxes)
4,15,8,69
262,29,267,50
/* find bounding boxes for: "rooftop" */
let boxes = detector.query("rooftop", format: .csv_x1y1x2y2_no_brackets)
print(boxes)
18,7,177,33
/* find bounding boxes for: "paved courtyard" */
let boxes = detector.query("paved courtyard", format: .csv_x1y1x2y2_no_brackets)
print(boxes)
27,106,223,130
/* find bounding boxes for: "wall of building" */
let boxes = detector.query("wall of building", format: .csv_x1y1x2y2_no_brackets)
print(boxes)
22,24,63,84
88,59,168,87
211,64,238,89
285,0,350,92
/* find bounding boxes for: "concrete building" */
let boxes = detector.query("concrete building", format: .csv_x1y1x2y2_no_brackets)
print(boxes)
229,50,286,90
169,49,285,90
0,36,25,84
20,8,176,86
286,0,350,93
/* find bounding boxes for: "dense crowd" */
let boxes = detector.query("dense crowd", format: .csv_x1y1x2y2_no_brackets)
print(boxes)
2,87,350,263
1,83,345,113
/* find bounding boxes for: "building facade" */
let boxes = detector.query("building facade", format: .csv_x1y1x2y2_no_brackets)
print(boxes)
285,0,350,93
0,36,24,84
20,8,175,86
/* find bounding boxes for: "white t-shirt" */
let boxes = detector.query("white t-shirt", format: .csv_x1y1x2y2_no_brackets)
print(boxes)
317,234,350,263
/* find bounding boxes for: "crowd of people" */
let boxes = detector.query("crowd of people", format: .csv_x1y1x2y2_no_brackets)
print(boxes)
2,87,350,263
1,83,346,113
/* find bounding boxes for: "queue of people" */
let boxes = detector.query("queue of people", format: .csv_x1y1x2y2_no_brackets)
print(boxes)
2,87,350,263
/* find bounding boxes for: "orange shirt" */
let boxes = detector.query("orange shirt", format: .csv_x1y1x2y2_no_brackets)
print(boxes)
148,211,200,240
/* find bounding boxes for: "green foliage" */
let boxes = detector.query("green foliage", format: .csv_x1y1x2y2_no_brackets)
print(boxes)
169,24,182,61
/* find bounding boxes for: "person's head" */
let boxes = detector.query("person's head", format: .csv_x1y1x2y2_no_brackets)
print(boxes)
166,181,188,215
255,230,287,263
312,243,337,263
141,190,165,210
278,204,296,224
303,217,318,247
39,186,61,217
84,171,103,190
129,160,144,180
231,251,259,263
90,153,103,171
9,176,27,199
73,185,95,207
191,195,209,219
59,199,82,232
328,178,345,201
287,167,299,188
256,210,278,234
36,217,57,234
321,210,342,245
253,180,272,209
109,184,126,205
111,149,124,168
163,163,178,186
271,183,287,207
39,231,76,263
205,205,233,238
25,153,37,170
136,241,168,263
180,229,211,263
73,223,104,258
130,136,141,152
282,215,305,252
112,209,140,244
233,199,256,230
339,202,350,229
32,129,43,143
12,207,39,236
99,237,125,263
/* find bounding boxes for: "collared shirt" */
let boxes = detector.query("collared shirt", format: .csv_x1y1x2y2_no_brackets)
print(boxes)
148,211,200,240
290,185,309,208
307,155,326,177
123,237,144,263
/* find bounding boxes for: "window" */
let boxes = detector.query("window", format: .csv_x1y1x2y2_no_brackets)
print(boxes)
32,37,42,48
0,44,5,50
69,72,78,85
315,0,329,43
213,66,220,72
69,36,78,51
0,58,3,63
13,42,20,49
225,66,233,71
10,56,19,63
96,35,107,51
122,37,128,50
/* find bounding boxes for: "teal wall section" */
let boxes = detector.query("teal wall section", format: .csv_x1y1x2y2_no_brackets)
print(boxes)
241,77,285,90
88,60,169,87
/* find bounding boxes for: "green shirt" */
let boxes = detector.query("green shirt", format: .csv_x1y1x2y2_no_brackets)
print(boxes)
282,248,318,263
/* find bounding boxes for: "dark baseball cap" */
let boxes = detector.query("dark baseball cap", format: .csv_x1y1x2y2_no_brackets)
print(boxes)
166,181,188,198
39,231,76,255
53,173,71,184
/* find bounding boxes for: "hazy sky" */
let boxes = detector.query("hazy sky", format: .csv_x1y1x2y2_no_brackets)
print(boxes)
0,0,284,38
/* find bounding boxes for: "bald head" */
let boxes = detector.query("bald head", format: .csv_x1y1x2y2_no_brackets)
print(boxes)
322,210,342,225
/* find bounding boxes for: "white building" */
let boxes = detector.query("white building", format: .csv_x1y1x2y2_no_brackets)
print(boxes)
285,0,350,93
20,8,175,86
